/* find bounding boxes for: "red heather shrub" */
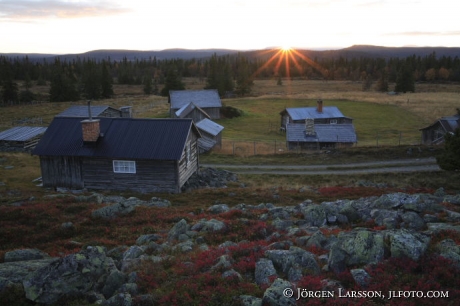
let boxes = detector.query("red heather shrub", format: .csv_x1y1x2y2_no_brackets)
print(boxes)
364,255,460,304
318,186,384,199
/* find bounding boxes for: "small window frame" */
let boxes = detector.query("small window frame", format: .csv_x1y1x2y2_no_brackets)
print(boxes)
330,119,338,124
113,160,136,174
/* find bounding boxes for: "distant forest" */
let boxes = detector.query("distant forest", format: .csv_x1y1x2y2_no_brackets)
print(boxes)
1,49,460,105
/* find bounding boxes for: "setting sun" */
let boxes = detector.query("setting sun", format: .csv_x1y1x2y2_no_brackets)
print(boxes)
280,46,292,52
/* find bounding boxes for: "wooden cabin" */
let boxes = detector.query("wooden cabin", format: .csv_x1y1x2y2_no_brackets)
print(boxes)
420,114,459,145
0,126,47,152
280,100,353,131
32,117,200,193
169,89,222,119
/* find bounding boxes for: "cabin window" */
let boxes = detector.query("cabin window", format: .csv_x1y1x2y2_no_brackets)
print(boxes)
330,119,337,124
113,160,136,173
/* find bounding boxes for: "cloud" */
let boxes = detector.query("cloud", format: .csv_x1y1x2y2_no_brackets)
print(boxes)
384,31,460,37
0,0,129,21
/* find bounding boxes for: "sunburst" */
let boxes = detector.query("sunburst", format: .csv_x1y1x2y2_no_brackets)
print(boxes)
252,47,326,79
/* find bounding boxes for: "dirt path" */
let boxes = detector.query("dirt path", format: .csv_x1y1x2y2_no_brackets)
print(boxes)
201,157,441,175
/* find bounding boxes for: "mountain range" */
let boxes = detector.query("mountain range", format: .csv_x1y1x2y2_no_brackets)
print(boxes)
2,45,460,62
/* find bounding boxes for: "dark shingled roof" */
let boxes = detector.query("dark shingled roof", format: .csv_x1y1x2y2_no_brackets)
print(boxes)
286,123,357,143
33,117,200,160
170,89,222,109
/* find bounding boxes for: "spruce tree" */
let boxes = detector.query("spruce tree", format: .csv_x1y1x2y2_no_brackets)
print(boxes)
436,127,460,171
395,64,415,93
160,67,185,96
100,61,114,98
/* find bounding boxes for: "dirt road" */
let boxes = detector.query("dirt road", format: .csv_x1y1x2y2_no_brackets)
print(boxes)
201,157,441,175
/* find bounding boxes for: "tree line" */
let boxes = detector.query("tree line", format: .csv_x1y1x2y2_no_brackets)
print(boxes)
1,51,460,105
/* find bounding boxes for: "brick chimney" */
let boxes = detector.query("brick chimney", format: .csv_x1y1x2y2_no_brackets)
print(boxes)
317,99,323,113
81,100,100,142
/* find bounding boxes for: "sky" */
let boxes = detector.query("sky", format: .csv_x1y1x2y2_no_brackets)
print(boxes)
1,0,460,54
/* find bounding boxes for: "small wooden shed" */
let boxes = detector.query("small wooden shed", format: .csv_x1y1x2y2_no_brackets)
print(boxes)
420,114,459,145
195,118,224,153
0,126,47,152
169,89,222,119
33,117,201,193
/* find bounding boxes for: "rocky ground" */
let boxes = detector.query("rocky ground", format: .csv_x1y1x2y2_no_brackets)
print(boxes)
1,169,460,305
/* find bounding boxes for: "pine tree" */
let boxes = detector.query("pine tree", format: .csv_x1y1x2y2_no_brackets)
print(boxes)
395,64,415,93
1,78,19,105
100,61,114,98
436,126,460,171
375,69,389,92
143,75,153,94
235,56,253,96
160,67,185,96
49,62,79,102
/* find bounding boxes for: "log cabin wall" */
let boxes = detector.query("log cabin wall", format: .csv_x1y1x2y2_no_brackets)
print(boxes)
82,158,178,193
39,156,84,189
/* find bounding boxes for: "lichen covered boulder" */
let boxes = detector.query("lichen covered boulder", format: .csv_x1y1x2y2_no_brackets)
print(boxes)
23,246,118,305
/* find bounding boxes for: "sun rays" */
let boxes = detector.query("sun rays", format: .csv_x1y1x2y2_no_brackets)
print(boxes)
251,47,326,80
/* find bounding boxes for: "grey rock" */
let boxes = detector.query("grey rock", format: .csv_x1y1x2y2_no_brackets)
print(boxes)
351,268,371,288
172,240,194,253
301,205,327,227
255,258,277,286
0,258,57,291
207,204,230,214
61,222,75,230
146,197,171,207
191,219,226,232
211,255,233,271
222,269,243,280
444,194,460,205
265,247,320,277
437,239,460,269
103,292,132,306
136,234,161,246
371,209,400,227
444,209,460,222
122,246,144,261
328,230,385,273
23,246,117,305
91,201,137,219
4,249,51,263
400,211,426,230
102,270,127,298
239,295,262,306
386,229,430,261
75,192,104,204
262,278,296,306
168,219,188,241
